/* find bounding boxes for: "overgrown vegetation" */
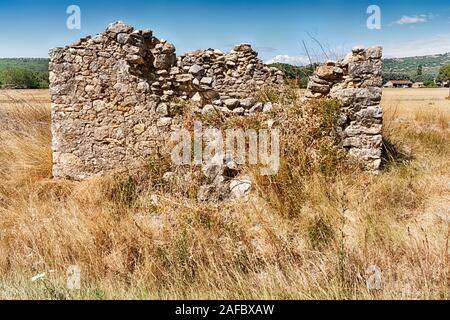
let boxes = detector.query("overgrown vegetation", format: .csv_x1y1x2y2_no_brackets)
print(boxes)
252,98,346,218
0,89,448,299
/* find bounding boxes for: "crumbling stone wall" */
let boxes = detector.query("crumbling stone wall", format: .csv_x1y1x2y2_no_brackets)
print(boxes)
304,46,383,171
178,45,284,110
50,21,383,182
49,21,283,180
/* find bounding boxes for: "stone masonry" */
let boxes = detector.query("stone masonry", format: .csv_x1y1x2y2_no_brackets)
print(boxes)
178,44,284,107
49,21,283,180
49,21,383,182
304,46,383,171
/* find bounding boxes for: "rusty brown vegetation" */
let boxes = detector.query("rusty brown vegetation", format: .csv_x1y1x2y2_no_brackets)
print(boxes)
0,88,448,299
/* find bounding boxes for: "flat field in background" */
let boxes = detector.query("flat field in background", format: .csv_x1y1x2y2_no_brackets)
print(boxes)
0,89,49,109
382,88,450,119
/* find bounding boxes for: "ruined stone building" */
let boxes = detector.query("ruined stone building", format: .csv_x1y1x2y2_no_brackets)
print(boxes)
50,21,283,180
49,21,383,186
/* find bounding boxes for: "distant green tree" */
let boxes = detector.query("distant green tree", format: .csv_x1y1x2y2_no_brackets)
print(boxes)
33,71,50,89
417,65,423,76
0,68,49,89
0,68,35,88
269,63,315,88
437,64,450,96
414,65,424,82
382,73,413,82
423,80,438,88
298,77,309,89
0,58,49,73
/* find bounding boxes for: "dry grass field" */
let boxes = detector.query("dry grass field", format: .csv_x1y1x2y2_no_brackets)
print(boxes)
0,89,49,109
0,88,448,299
382,88,450,123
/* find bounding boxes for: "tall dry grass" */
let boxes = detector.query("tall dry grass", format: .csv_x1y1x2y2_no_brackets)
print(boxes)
0,89,448,299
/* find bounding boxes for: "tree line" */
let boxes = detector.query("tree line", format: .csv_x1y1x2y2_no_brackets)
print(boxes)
0,58,448,91
0,68,49,89
0,58,49,89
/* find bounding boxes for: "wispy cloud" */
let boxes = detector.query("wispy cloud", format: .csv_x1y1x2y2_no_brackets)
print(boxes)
395,14,429,25
254,47,277,53
384,33,450,57
268,33,450,63
265,55,310,66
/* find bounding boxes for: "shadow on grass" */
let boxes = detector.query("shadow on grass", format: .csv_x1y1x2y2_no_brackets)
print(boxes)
380,135,412,169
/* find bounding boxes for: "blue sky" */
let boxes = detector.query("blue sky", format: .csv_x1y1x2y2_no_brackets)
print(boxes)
1,0,450,64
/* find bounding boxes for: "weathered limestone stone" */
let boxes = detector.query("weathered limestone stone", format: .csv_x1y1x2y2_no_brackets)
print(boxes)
224,98,240,109
201,104,216,115
240,97,255,109
304,46,384,172
229,176,252,200
263,102,273,113
49,21,284,182
188,64,204,76
178,44,284,102
249,102,263,113
197,154,250,201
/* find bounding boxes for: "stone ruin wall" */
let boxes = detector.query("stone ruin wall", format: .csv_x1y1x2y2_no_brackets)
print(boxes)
178,44,284,108
304,46,383,171
50,21,283,180
49,21,383,182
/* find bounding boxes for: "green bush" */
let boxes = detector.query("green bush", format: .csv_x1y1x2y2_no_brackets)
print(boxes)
0,68,49,89
423,80,438,88
437,64,450,85
0,58,49,89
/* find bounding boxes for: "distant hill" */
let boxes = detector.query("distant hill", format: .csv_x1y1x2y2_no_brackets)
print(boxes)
0,58,49,73
383,53,450,78
271,53,450,86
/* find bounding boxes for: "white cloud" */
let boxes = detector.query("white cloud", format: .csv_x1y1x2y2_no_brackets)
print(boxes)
255,47,277,53
267,32,450,64
395,14,428,25
265,55,310,66
383,33,450,58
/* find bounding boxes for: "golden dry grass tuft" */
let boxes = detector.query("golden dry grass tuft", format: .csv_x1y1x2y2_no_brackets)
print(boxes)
0,88,448,299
